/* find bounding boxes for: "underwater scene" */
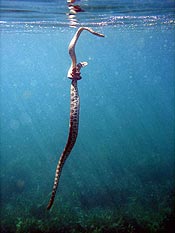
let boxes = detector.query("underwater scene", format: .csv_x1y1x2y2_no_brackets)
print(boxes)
0,0,175,232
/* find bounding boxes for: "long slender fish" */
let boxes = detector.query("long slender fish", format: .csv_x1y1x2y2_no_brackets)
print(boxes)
47,27,104,210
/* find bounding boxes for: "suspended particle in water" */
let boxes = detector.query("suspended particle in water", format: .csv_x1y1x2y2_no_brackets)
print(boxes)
10,119,20,130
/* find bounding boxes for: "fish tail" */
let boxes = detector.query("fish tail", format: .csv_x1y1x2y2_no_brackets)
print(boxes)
47,153,66,210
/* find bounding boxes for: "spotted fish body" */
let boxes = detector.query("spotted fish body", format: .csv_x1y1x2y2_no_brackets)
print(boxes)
47,79,80,210
47,27,104,210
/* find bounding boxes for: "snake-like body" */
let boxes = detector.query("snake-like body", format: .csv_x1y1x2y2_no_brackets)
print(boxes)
47,27,104,210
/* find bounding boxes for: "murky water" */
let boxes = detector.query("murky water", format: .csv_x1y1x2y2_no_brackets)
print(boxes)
1,0,175,232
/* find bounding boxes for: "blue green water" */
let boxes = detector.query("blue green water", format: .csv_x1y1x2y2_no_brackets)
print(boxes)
1,0,175,232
